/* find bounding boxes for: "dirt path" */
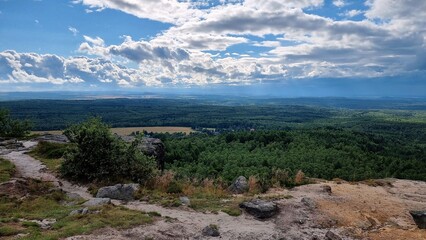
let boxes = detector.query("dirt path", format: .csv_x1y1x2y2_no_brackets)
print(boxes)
1,141,92,199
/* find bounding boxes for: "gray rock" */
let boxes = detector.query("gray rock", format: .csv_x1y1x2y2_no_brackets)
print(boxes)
96,183,139,201
325,230,342,240
180,196,191,206
239,199,279,219
228,176,248,194
409,211,426,229
70,207,90,216
83,198,111,207
202,224,220,237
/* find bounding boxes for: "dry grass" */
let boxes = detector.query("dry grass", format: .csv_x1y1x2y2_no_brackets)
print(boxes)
248,176,261,194
33,126,195,135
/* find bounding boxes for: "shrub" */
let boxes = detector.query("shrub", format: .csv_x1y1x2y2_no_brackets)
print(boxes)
60,117,157,184
0,109,32,138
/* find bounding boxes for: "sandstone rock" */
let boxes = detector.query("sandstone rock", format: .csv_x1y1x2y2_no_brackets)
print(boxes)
409,210,426,229
228,176,248,194
325,230,342,240
239,199,279,219
121,136,166,171
83,198,111,207
96,183,139,201
202,224,220,237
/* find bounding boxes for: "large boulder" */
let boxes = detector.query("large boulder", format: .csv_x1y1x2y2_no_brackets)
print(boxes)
228,176,248,194
96,183,139,201
239,199,279,219
410,211,426,229
138,138,165,171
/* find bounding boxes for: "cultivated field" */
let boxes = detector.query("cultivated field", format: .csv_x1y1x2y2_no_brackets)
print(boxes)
33,126,195,135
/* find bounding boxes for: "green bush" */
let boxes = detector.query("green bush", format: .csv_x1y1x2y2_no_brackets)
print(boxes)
60,117,157,184
0,109,32,138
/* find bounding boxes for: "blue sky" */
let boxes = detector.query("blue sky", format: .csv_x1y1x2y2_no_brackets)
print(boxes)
0,0,425,96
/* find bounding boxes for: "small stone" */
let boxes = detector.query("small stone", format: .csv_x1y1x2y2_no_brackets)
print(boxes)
202,224,220,237
179,196,191,206
325,230,342,240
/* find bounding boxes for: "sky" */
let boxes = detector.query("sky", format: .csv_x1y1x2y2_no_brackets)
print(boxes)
0,0,425,97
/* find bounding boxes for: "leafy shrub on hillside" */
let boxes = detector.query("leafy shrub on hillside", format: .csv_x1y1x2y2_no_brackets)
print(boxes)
0,109,32,138
60,118,157,184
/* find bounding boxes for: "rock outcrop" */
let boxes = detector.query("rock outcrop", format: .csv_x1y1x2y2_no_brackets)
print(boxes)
239,199,279,219
0,139,24,154
228,176,248,194
121,136,165,171
96,183,139,201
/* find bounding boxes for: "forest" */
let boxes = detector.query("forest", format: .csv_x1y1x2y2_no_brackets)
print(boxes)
1,97,425,184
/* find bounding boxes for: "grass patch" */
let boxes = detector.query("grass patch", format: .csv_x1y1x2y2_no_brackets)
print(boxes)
28,141,69,172
0,158,15,183
0,181,154,240
0,224,23,236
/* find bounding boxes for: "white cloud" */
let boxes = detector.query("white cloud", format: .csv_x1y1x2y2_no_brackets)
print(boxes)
341,9,364,18
68,26,79,36
332,0,345,7
72,0,204,25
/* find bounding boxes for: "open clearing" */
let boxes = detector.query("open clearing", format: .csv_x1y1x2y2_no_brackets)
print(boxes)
33,126,195,135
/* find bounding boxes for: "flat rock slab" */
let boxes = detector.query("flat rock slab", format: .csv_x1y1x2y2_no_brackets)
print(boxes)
239,199,279,219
